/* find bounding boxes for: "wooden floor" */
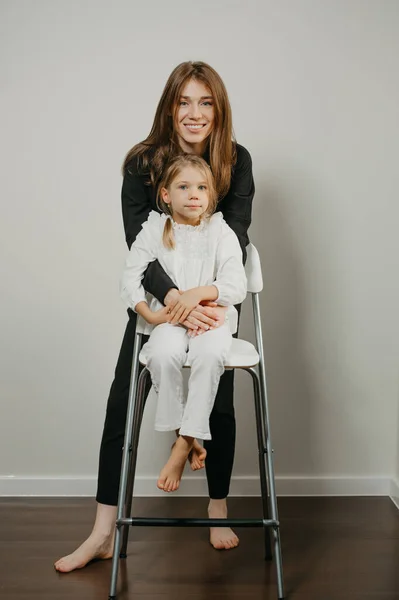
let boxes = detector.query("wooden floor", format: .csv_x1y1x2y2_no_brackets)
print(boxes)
0,496,398,599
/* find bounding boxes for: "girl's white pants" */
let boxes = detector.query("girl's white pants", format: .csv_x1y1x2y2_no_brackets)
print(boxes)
143,322,232,440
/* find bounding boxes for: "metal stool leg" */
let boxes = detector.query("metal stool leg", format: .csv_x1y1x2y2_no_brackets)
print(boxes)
252,294,285,599
260,380,284,599
249,368,273,561
120,368,151,557
109,334,142,600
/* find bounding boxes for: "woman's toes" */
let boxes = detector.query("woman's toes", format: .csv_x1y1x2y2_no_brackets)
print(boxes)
55,559,65,571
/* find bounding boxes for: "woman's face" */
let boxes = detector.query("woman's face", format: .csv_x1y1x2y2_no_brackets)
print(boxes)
174,79,215,155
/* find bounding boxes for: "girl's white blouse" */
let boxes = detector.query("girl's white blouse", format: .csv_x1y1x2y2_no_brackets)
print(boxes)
120,211,247,331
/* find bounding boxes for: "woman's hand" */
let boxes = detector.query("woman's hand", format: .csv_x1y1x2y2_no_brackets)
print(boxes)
203,304,227,326
186,305,227,337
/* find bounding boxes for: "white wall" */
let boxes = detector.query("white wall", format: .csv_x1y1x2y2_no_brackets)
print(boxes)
1,0,399,497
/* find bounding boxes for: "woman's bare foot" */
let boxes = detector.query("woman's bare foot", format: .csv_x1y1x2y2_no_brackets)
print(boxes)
158,435,193,492
54,532,114,572
54,503,116,573
208,498,239,550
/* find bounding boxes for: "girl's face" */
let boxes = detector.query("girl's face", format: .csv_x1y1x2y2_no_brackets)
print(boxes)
175,79,215,156
161,166,210,226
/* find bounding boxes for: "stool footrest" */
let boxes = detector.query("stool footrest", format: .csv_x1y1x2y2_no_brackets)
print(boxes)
117,517,279,528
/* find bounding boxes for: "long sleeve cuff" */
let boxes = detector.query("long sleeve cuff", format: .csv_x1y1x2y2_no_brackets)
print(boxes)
120,286,147,313
213,279,247,307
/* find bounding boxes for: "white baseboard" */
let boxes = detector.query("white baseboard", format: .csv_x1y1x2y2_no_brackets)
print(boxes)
390,478,399,509
0,474,395,498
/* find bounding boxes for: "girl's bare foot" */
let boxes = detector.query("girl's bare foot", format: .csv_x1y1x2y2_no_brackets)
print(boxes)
172,437,206,471
54,531,114,572
189,439,207,470
158,435,193,492
208,498,239,550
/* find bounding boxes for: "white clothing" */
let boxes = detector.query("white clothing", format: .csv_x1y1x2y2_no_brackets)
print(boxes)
142,322,232,439
120,211,247,439
120,211,247,332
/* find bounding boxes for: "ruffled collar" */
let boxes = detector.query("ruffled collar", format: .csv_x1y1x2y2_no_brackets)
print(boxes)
161,214,206,232
160,212,222,232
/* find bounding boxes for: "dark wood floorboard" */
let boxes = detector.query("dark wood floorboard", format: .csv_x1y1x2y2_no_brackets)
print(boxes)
0,496,398,599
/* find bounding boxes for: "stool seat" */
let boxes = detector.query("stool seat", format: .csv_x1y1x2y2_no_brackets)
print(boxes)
139,338,260,369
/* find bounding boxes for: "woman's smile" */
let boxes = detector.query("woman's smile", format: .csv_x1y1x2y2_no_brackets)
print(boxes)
184,123,207,132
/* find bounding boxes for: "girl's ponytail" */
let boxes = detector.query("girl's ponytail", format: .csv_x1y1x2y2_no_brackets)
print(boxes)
162,217,175,250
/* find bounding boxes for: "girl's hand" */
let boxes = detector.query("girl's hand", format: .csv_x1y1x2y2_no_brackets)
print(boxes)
164,289,199,333
149,306,171,325
168,289,203,324
164,288,181,309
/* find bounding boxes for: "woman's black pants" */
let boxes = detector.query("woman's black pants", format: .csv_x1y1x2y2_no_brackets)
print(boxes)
96,310,237,505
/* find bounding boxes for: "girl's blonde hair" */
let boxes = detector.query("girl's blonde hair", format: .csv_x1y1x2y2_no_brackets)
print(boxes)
157,155,217,249
123,61,236,199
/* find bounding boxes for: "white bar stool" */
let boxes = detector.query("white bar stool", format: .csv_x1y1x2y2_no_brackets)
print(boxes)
109,243,285,599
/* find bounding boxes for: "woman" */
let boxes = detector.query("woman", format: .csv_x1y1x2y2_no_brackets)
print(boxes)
55,61,254,573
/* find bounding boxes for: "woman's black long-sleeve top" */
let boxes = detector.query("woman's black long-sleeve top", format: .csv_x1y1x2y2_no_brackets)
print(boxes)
121,143,255,305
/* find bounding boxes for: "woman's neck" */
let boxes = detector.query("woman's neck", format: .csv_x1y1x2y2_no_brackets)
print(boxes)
178,136,207,156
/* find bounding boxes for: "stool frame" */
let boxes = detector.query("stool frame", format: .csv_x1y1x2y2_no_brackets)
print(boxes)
108,244,285,599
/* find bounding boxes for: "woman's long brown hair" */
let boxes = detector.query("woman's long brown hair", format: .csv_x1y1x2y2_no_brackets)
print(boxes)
123,61,236,198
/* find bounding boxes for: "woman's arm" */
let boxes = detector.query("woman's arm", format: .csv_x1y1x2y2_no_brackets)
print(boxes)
217,144,255,265
122,161,177,304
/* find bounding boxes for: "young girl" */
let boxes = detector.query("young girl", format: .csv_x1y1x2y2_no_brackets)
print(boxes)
120,155,247,492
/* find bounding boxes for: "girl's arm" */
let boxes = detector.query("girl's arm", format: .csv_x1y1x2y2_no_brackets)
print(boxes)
122,160,178,304
135,301,170,325
217,144,255,265
120,212,164,314
213,221,248,307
